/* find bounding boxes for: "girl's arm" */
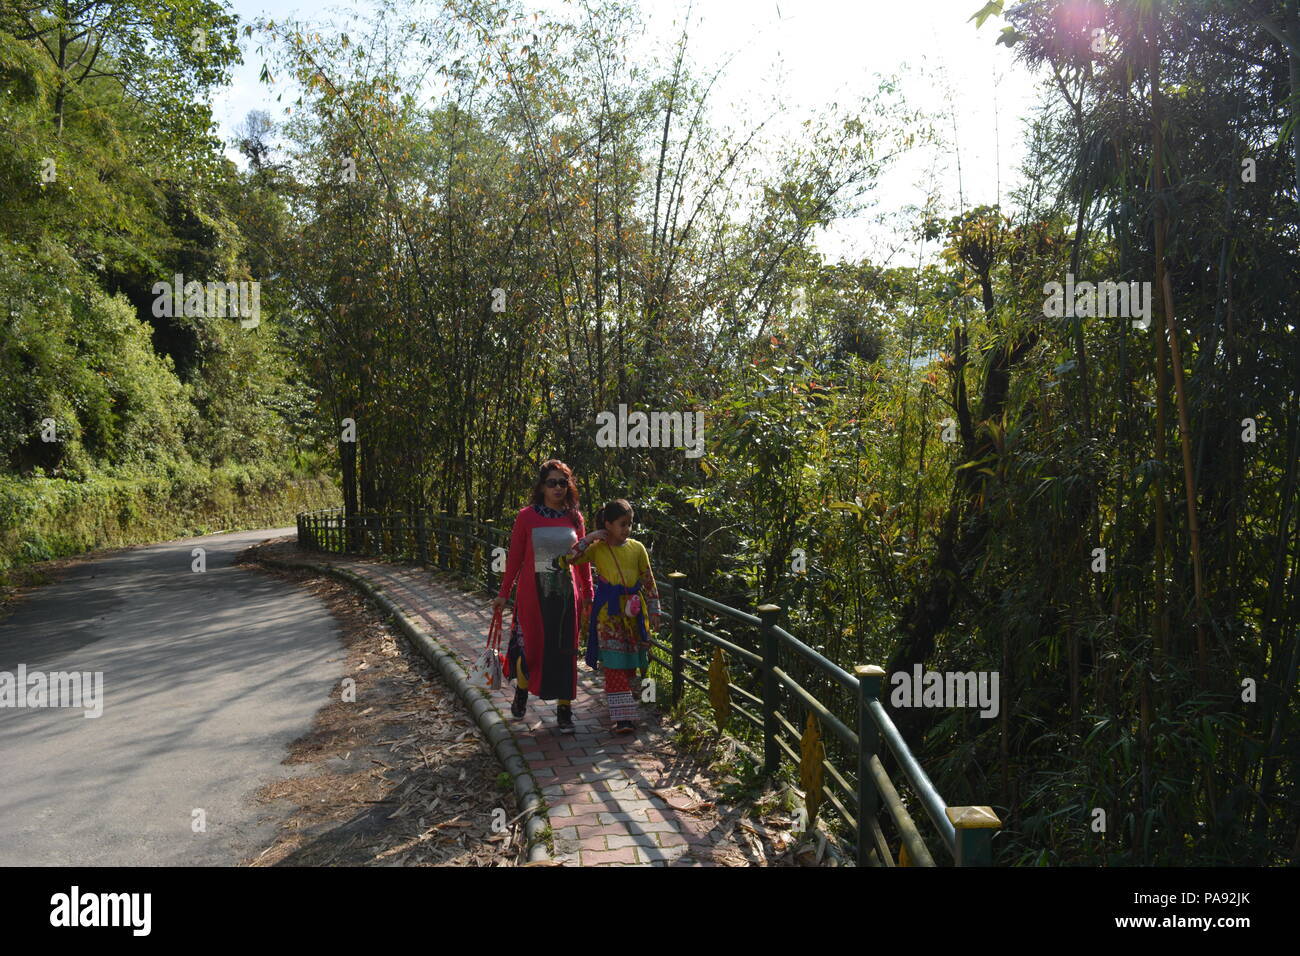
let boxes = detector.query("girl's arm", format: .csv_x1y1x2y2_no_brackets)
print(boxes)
638,544,661,631
553,529,606,570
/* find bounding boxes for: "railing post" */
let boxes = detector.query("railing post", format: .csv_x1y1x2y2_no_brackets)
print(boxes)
417,512,428,565
483,519,495,593
854,664,885,867
757,604,781,777
460,513,473,576
946,806,1002,866
668,572,686,706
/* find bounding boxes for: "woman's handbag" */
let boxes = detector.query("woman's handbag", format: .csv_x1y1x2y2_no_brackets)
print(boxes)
471,608,505,691
584,616,600,668
505,611,525,681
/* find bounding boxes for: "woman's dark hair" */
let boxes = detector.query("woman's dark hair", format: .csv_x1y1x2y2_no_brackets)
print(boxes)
530,459,583,531
595,498,633,529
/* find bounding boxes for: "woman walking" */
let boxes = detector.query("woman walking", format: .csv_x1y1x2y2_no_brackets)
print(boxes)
555,499,660,734
493,460,593,733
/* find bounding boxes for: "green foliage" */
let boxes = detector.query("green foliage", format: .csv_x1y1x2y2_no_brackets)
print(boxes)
2,0,1296,868
0,5,335,584
0,2,321,476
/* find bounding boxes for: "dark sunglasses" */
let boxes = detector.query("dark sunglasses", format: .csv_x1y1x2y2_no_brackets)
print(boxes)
544,478,569,489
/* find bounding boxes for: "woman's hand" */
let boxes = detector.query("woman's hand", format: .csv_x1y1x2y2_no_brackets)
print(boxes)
492,595,508,613
586,529,609,542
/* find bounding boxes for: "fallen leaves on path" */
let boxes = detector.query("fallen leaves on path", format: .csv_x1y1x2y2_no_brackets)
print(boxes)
237,543,522,866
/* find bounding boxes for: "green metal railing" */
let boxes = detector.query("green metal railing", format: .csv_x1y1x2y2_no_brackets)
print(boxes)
297,506,1002,866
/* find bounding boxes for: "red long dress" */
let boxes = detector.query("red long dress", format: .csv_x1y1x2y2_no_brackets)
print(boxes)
497,506,594,700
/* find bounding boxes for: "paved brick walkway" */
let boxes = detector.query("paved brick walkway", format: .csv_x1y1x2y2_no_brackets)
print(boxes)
270,548,737,865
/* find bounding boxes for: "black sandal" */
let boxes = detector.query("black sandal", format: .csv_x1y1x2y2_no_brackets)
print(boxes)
556,703,575,733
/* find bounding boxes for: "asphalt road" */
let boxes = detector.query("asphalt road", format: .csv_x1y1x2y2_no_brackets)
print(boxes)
0,527,343,866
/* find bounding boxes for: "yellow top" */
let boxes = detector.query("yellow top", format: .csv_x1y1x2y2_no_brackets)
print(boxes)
558,535,659,625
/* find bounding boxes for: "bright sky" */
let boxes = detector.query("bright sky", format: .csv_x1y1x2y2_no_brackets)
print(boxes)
212,0,1048,264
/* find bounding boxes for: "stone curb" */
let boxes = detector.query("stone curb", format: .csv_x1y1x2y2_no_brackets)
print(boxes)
253,552,552,863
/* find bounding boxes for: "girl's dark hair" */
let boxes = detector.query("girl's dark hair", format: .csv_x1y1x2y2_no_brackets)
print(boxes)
530,459,583,531
595,498,633,529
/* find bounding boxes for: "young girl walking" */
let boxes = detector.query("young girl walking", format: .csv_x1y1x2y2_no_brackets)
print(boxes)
554,499,660,734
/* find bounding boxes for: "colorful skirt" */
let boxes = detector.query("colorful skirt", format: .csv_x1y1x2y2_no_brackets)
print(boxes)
590,581,649,721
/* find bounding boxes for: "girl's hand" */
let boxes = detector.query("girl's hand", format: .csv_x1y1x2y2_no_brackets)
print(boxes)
650,614,661,633
492,595,508,612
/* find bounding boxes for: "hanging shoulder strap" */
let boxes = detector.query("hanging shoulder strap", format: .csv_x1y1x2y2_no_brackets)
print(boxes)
609,543,629,589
